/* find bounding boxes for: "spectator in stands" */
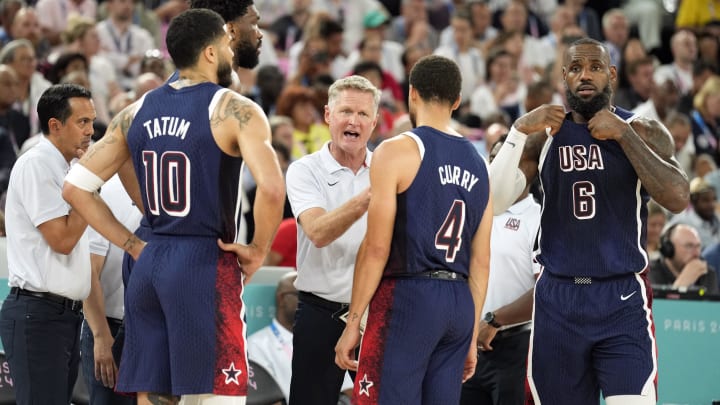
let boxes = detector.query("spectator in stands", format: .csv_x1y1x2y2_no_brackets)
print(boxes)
668,177,720,249
664,111,696,177
264,218,297,268
247,65,286,116
288,15,347,82
345,9,405,84
633,76,680,124
601,8,629,68
10,7,50,62
275,84,330,159
96,0,155,90
45,52,88,84
564,0,601,41
654,30,698,97
470,48,525,123
35,0,96,49
696,29,719,70
689,75,720,165
0,39,51,136
0,0,23,47
0,64,29,194
614,56,655,110
389,0,438,49
55,16,118,126
269,0,312,55
497,0,552,74
247,272,299,402
677,60,716,116
269,115,295,157
434,5,485,104
650,223,719,294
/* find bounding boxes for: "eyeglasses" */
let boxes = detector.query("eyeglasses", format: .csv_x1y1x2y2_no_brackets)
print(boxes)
680,243,702,251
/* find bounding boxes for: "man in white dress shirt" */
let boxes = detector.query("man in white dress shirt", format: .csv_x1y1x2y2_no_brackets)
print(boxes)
0,83,95,404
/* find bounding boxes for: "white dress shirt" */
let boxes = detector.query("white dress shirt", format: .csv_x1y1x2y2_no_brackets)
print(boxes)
5,136,90,300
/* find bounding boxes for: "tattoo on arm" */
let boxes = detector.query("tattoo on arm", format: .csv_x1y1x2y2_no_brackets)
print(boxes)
210,93,254,130
122,235,142,252
107,108,134,138
350,313,359,322
146,393,180,405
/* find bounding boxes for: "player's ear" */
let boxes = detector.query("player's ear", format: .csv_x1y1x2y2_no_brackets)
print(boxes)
609,65,618,85
451,96,461,112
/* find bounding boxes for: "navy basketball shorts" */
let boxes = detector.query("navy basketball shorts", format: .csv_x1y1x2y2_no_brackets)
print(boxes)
528,270,657,404
116,236,249,396
355,278,474,405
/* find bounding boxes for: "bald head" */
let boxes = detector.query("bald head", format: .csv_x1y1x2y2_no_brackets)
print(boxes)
277,272,297,295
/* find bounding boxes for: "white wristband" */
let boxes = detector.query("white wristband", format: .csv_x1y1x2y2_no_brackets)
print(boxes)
65,164,106,192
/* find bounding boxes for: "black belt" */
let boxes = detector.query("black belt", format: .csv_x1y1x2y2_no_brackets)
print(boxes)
106,317,123,327
543,271,636,285
298,291,348,313
388,270,468,282
495,323,531,340
10,287,83,312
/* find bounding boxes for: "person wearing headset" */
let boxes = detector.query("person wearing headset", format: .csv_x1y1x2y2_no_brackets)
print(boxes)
649,223,719,294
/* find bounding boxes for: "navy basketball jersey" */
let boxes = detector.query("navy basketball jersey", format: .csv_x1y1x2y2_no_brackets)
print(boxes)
384,127,489,277
127,83,243,242
536,107,649,278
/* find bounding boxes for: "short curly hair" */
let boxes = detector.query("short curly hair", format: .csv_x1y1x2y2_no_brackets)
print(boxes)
189,0,254,23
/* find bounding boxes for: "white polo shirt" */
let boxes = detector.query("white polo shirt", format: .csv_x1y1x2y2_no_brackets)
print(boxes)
482,195,541,321
88,175,142,320
286,142,371,303
5,136,91,301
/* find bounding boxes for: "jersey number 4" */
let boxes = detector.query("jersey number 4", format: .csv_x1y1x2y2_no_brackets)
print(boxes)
435,200,466,263
143,150,191,217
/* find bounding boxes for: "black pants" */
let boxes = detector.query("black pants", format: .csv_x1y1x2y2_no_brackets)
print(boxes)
289,293,354,405
460,330,530,405
0,293,83,405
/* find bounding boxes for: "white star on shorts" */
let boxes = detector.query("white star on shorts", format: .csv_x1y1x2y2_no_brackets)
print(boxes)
222,362,242,385
358,373,374,397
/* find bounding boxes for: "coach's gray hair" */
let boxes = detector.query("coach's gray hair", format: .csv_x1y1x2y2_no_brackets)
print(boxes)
0,39,34,64
327,75,382,115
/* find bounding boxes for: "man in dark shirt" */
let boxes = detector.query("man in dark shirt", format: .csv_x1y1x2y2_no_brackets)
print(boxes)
650,223,719,294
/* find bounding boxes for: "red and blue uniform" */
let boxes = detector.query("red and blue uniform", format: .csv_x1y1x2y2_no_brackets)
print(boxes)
119,83,249,396
355,127,489,405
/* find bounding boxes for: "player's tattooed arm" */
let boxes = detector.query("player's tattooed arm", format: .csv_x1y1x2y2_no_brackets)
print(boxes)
107,105,135,138
122,234,146,260
620,118,689,213
210,92,254,130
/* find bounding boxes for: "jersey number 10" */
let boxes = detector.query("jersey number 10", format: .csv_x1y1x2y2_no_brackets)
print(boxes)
142,150,191,217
